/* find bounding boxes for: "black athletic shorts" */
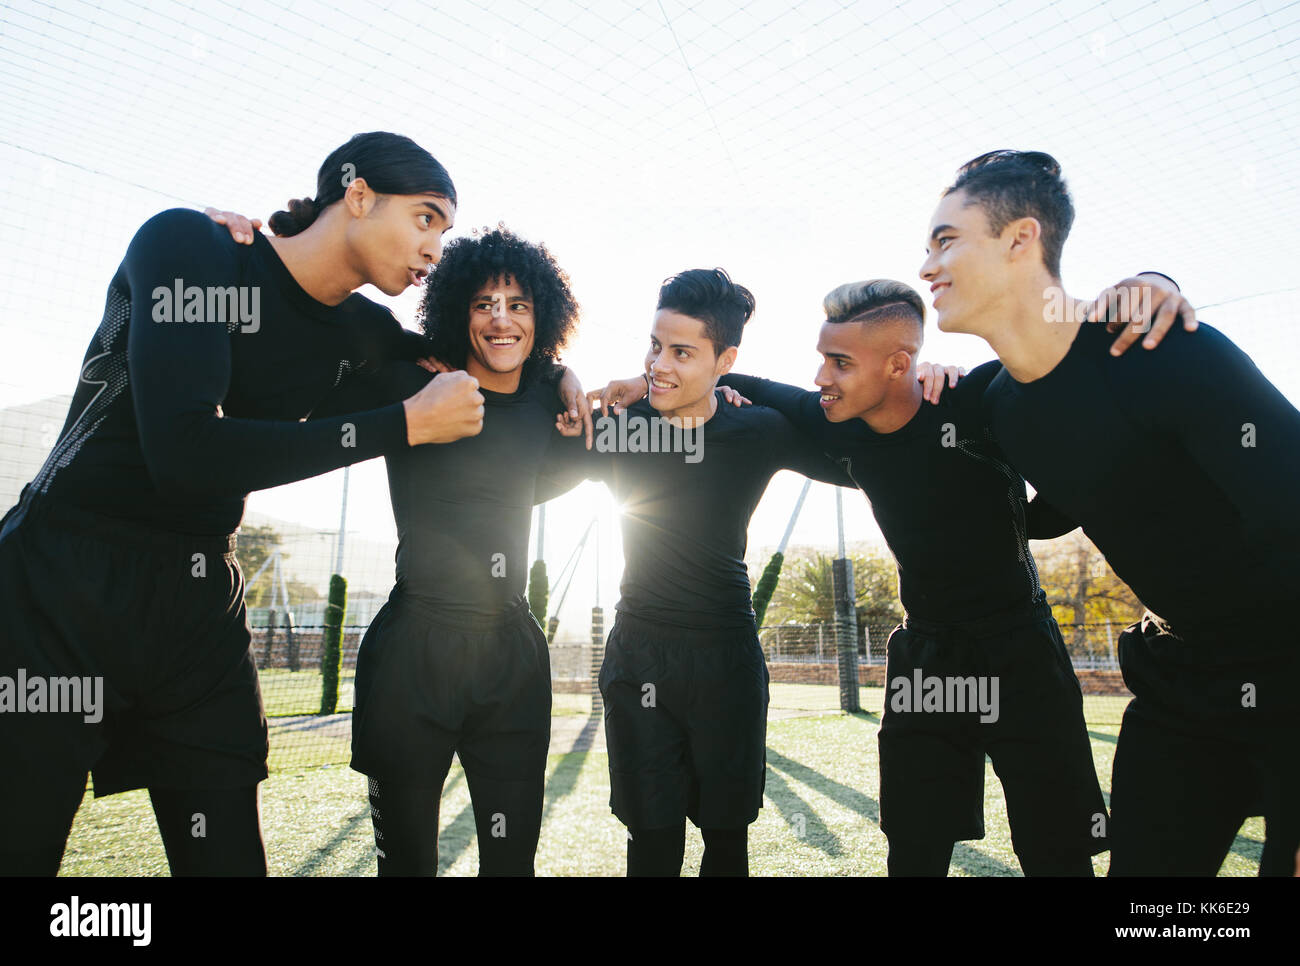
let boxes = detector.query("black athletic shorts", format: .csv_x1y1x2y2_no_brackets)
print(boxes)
1109,614,1300,876
598,611,770,830
350,593,552,788
0,489,268,823
877,597,1107,859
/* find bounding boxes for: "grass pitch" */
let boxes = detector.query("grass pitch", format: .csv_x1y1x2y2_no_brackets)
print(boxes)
58,683,1264,876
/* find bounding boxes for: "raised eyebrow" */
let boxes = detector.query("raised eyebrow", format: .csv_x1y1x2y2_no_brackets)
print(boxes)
417,200,452,222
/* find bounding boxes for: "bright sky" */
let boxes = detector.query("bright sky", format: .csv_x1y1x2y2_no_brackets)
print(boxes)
2,0,1297,628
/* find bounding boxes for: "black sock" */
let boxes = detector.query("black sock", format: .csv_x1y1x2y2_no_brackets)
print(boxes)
149,785,266,876
700,826,748,876
627,822,686,876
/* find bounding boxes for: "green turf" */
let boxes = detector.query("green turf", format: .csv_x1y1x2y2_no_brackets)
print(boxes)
60,689,1265,877
259,668,357,717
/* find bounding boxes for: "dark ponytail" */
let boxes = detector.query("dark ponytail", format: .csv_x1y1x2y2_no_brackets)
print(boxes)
269,131,457,237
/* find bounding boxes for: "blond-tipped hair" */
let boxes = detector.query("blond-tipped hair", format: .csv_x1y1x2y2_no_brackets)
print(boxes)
823,279,926,337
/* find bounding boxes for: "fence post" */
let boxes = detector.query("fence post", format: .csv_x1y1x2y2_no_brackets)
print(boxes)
265,609,277,667
832,558,861,712
285,610,298,672
590,606,606,716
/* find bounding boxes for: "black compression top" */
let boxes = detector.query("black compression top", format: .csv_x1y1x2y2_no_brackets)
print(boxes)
538,393,852,630
21,209,427,536
367,361,567,619
984,320,1300,650
722,366,1056,624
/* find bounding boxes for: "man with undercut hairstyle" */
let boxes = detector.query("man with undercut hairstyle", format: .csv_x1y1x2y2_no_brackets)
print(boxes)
922,149,1300,876
604,269,1188,876
712,278,1112,876
539,268,855,877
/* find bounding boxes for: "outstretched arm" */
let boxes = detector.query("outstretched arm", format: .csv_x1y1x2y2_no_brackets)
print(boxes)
126,210,482,498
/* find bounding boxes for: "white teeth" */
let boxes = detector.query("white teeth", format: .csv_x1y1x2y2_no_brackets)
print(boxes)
821,394,839,402
651,378,675,389
488,337,518,345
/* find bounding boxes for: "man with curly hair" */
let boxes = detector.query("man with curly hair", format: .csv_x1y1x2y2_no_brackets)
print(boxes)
316,226,590,877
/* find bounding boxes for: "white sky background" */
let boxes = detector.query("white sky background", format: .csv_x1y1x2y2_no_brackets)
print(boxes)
2,0,1298,628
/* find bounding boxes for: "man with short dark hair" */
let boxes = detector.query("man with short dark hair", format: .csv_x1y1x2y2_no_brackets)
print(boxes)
922,149,1300,876
543,268,853,876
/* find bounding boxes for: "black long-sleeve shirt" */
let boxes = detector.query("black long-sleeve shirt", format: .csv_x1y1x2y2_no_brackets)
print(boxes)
537,394,852,630
22,208,427,535
361,362,569,619
720,365,1055,624
984,320,1300,652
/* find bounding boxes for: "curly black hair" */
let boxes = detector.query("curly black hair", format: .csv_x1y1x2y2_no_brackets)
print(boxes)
417,225,580,375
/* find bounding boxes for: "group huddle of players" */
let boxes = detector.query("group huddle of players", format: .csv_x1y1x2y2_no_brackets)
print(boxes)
1,133,1295,877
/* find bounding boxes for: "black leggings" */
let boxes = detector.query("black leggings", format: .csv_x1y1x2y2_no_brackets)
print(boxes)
368,774,543,876
0,782,265,876
627,822,749,877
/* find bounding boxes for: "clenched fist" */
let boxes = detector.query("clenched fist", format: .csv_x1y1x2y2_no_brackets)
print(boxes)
402,371,485,445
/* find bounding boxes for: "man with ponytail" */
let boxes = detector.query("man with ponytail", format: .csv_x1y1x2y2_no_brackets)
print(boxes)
0,132,486,876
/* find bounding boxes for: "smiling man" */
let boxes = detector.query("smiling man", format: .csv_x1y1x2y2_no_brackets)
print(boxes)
921,149,1300,876
344,226,585,877
713,278,1130,876
549,268,854,876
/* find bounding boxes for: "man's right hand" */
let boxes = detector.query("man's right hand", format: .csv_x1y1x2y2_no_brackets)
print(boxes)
403,371,485,444
204,207,262,244
588,375,649,415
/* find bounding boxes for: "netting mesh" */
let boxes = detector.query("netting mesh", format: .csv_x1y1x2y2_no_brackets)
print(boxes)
1,0,1295,831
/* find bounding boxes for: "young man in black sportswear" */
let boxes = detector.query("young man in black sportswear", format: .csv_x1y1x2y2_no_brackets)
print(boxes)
921,149,1300,876
600,271,1189,875
0,133,488,877
539,269,856,876
330,227,587,876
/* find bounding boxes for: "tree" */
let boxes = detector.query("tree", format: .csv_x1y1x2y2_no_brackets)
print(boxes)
528,559,549,625
235,525,282,608
1032,531,1144,647
763,549,904,629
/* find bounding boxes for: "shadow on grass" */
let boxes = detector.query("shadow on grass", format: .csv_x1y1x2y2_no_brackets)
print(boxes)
763,766,843,857
290,768,470,877
291,806,371,877
540,713,601,826
766,741,1020,877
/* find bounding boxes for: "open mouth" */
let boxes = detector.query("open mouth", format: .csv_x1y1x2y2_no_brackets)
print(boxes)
409,268,429,286
931,282,950,302
486,335,522,347
649,376,677,392
820,393,840,406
